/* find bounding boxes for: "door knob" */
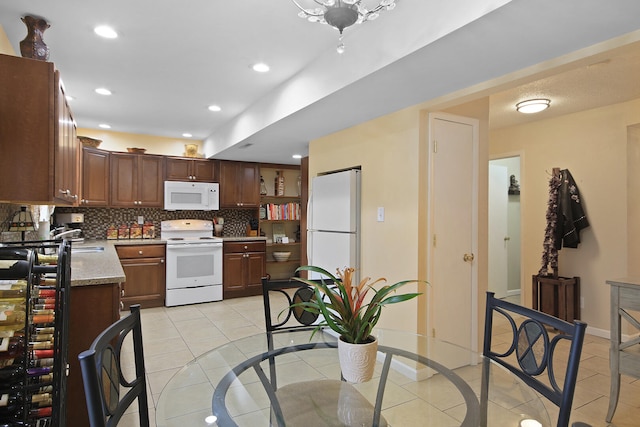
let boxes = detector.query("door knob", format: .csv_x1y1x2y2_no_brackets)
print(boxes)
504,236,511,241
463,253,475,262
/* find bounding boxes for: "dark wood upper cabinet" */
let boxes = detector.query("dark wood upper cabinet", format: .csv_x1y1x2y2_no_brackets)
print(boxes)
165,157,216,182
81,147,110,206
110,152,164,207
0,53,79,205
220,161,260,208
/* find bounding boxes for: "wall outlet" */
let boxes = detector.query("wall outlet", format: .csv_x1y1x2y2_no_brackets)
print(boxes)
377,207,385,222
137,216,144,225
580,296,585,309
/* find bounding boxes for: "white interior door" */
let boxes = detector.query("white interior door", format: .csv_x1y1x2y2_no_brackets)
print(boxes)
488,163,509,299
429,113,478,359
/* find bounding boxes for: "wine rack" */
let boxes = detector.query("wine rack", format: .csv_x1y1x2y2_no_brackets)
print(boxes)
0,240,71,427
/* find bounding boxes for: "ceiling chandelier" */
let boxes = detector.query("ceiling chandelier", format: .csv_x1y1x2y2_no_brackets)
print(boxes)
292,0,397,53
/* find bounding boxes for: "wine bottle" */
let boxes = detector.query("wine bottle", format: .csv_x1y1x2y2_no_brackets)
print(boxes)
0,248,32,280
0,282,27,300
35,254,57,265
0,336,25,361
0,365,24,383
0,392,24,417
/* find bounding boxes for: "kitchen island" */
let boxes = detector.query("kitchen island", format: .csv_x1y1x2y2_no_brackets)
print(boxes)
67,239,157,426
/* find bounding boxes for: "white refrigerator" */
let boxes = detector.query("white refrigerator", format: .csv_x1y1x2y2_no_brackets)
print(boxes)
308,169,361,282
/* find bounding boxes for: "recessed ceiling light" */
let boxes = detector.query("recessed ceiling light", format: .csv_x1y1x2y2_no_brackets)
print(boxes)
95,88,112,96
98,123,111,129
292,154,302,159
208,105,221,112
252,63,270,73
94,25,118,39
65,95,74,102
515,99,550,114
182,133,192,138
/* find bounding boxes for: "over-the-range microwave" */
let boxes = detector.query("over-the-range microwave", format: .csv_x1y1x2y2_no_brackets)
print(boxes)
164,181,219,211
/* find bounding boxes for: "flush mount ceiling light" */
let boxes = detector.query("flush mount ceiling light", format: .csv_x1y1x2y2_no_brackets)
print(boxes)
208,105,221,112
252,63,270,73
98,123,111,129
516,98,551,114
95,87,112,96
292,0,397,53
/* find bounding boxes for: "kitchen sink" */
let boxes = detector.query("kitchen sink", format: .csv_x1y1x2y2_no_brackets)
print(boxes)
71,246,105,254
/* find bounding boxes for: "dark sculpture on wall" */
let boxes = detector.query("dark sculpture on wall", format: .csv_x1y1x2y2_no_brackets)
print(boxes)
20,15,50,61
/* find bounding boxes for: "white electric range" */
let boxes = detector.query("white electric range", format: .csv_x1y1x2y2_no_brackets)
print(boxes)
160,219,223,306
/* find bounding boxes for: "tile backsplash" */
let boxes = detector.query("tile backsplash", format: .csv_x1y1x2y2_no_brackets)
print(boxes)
0,203,256,241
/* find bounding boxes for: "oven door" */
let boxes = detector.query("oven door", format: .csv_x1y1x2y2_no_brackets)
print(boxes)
165,243,222,289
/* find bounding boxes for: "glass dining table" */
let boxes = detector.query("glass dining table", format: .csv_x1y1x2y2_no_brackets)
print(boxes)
155,328,550,427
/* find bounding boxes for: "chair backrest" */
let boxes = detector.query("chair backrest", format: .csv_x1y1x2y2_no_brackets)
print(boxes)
482,292,587,427
261,276,320,333
78,304,149,427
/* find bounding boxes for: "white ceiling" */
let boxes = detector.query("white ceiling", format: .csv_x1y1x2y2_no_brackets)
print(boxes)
2,0,640,165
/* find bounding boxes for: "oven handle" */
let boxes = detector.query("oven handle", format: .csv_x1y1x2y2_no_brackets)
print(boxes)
166,243,222,250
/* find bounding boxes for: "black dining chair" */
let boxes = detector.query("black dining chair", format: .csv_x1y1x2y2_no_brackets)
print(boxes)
261,276,323,389
78,304,150,427
481,291,590,427
261,276,388,426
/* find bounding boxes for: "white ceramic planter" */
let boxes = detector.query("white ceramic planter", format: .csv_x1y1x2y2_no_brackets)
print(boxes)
338,336,378,383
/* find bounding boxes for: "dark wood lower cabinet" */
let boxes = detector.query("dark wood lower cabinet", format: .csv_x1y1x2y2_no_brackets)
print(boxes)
66,282,121,427
223,240,266,298
116,244,166,309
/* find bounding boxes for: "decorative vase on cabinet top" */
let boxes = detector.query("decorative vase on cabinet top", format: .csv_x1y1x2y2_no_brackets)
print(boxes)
19,16,50,61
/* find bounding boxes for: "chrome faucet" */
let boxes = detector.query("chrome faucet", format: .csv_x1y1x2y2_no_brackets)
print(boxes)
51,229,81,240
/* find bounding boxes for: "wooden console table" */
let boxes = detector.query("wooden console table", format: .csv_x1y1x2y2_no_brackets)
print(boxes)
532,275,580,322
606,277,640,423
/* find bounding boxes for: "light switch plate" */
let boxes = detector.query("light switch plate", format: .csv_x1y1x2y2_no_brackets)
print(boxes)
137,216,144,225
377,207,385,222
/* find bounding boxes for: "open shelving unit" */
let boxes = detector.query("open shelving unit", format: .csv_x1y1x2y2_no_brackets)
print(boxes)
259,166,301,280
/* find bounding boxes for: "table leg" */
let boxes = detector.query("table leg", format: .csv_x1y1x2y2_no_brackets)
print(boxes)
607,286,621,423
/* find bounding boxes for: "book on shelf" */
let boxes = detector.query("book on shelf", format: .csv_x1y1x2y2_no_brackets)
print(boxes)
264,202,301,220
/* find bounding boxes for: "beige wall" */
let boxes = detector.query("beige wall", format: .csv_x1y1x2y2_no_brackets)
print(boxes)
309,108,424,333
629,125,640,277
309,102,490,336
309,92,640,337
0,26,16,55
490,98,640,333
77,128,203,158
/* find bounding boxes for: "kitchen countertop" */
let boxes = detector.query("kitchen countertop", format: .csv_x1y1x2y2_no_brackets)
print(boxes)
70,236,267,287
70,239,166,287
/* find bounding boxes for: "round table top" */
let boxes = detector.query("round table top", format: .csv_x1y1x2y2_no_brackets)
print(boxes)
156,328,550,427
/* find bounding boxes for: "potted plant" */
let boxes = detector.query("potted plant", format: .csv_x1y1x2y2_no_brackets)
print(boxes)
292,265,423,383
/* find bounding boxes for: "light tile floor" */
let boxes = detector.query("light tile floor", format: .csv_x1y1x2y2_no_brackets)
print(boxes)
114,295,640,427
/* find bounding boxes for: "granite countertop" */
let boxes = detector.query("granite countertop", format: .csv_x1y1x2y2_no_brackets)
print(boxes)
69,239,164,287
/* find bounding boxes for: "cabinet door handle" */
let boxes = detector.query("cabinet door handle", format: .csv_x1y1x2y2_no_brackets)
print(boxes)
121,289,125,297
138,250,143,255
120,301,124,311
160,259,164,264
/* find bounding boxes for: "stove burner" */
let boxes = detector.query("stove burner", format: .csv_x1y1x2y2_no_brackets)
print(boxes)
168,237,185,241
199,237,215,240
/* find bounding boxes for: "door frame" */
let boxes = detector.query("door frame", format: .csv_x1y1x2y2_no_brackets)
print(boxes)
426,112,479,353
488,151,524,301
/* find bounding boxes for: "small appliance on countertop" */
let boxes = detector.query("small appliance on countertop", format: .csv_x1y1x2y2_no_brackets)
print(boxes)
53,212,85,242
